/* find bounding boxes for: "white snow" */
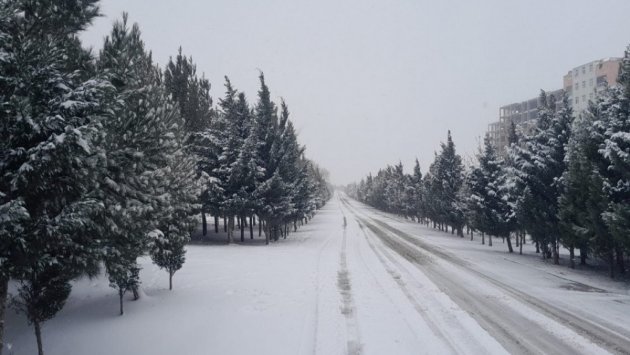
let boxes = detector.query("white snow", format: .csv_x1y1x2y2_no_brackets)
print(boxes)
5,194,630,355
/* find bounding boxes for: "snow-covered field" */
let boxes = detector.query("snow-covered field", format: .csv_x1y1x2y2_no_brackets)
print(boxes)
5,194,630,354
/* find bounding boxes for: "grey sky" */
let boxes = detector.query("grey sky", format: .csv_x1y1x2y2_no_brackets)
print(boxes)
81,0,630,185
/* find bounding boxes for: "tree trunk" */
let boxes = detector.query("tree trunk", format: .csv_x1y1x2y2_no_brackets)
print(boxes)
227,216,234,244
609,249,616,279
470,230,473,241
259,220,262,237
265,222,270,245
506,234,513,253
169,270,173,290
0,275,8,355
515,234,520,247
553,239,559,265
214,215,219,233
250,215,254,239
457,227,464,238
34,320,43,355
240,216,245,243
617,247,625,275
132,286,139,300
294,220,297,232
202,211,207,236
489,235,493,247
569,246,575,269
119,288,124,316
580,246,587,265
252,215,256,226
535,241,540,253
224,216,227,233
519,233,523,255
482,232,485,245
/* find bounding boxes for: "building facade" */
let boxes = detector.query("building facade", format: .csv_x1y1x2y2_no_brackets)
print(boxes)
563,58,621,114
487,57,621,154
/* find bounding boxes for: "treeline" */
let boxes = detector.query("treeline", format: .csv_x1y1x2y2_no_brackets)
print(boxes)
0,1,329,354
348,44,630,280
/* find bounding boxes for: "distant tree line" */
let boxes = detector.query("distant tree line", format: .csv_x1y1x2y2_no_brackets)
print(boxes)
0,2,330,354
348,44,630,281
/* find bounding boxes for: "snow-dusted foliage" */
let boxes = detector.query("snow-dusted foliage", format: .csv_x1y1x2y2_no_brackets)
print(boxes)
0,1,330,353
199,73,331,245
0,1,107,353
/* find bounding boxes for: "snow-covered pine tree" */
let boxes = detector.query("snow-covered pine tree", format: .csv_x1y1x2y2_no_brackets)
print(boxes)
467,135,516,251
163,47,213,236
164,47,212,133
435,131,466,236
251,73,291,243
150,148,201,290
96,14,181,314
558,113,598,268
275,102,304,236
410,159,424,222
229,92,260,241
0,1,108,353
514,91,572,264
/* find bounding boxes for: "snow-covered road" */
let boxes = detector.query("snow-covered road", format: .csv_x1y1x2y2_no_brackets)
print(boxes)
5,193,630,355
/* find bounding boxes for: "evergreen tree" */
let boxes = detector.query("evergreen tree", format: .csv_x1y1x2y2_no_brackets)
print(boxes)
96,14,181,314
514,92,572,264
0,1,106,353
436,131,466,236
467,136,516,251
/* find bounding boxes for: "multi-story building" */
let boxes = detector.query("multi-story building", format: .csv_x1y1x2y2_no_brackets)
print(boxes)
489,89,563,154
563,58,621,114
487,57,621,154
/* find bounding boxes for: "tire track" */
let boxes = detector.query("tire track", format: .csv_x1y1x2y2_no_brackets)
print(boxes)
338,225,362,355
354,218,462,354
368,216,630,355
342,197,618,355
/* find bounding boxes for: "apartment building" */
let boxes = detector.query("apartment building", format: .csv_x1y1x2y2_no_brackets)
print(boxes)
563,58,621,114
487,57,621,154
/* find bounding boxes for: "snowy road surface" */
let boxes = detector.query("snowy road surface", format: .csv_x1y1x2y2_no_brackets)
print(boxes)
5,193,630,355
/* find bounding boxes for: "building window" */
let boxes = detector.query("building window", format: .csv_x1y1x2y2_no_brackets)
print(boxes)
589,63,593,72
574,69,578,76
582,66,586,74
582,81,586,89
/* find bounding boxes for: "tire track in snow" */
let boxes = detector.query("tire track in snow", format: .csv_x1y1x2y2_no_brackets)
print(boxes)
298,220,338,355
343,196,627,355
353,218,461,354
337,222,362,355
368,217,630,355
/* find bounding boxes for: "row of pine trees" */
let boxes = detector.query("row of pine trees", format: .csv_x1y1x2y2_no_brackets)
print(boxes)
0,2,330,354
349,44,630,281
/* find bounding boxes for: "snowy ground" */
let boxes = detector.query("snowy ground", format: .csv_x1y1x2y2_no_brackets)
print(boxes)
5,193,630,354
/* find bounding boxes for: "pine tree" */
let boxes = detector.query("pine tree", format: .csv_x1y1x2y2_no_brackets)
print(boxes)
514,91,572,264
467,135,516,251
0,1,106,353
410,159,424,222
163,47,213,236
96,14,181,314
435,131,466,236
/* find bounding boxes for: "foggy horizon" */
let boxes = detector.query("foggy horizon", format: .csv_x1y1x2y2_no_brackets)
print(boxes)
81,0,630,185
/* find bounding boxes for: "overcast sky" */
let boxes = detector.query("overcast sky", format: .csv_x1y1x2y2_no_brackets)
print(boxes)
81,0,630,185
